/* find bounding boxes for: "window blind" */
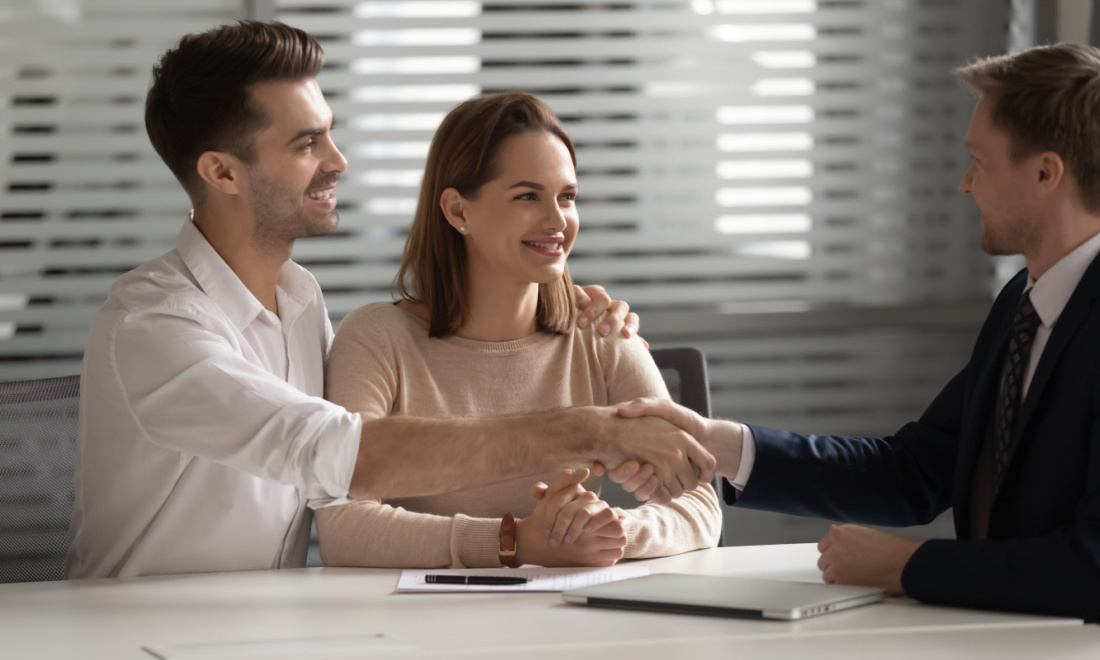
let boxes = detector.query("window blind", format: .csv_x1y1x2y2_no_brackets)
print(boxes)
1,0,1007,442
279,0,1007,437
1,1,239,379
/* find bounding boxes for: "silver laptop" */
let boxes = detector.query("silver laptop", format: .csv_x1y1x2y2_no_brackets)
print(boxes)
562,573,886,620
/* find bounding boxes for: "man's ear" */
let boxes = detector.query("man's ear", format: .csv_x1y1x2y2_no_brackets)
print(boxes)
195,151,244,197
1036,150,1066,191
440,187,469,233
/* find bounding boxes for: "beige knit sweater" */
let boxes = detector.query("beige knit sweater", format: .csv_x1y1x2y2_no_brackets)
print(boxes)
316,302,722,568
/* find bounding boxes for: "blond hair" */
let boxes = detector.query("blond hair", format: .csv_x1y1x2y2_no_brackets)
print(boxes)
954,43,1100,211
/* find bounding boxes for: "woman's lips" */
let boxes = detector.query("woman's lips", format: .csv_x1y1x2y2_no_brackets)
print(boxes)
522,240,564,256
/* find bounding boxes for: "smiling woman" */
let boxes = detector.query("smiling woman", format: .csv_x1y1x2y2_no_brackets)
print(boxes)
315,93,722,569
397,93,581,339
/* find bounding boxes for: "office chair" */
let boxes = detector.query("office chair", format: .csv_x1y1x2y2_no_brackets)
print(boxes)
600,346,725,546
0,375,80,583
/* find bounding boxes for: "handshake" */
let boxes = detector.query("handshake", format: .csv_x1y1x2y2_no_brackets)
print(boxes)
514,469,627,567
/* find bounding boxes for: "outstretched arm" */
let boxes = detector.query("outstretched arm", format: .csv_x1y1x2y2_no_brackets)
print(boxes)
330,305,714,505
629,363,1100,622
350,408,713,503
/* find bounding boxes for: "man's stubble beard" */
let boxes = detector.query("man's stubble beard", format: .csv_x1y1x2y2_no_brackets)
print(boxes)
248,167,340,256
979,210,1043,259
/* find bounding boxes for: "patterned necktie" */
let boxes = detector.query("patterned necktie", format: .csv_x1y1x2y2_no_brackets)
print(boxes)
992,289,1042,497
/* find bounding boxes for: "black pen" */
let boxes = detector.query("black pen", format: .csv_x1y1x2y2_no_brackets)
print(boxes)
425,575,528,585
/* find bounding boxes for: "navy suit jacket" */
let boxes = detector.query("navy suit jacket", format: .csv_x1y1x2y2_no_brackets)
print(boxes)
729,260,1100,622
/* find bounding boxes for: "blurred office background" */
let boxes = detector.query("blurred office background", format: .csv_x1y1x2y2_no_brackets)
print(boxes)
1,0,1095,548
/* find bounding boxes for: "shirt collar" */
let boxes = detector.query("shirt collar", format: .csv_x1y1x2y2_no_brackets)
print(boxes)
176,213,317,331
275,258,317,328
1026,229,1100,329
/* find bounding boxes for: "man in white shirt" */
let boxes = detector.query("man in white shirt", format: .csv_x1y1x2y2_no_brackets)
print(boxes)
66,21,715,579
614,43,1100,622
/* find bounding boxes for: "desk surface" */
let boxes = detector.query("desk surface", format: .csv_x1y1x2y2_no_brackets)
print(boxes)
1,543,1092,659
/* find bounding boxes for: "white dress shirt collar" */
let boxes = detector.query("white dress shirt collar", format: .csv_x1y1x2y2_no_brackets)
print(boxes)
1026,228,1100,329
177,215,317,331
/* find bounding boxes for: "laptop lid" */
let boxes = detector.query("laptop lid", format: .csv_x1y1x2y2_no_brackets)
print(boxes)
562,573,886,621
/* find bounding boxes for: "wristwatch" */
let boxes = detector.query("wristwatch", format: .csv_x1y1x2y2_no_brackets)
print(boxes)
499,512,519,568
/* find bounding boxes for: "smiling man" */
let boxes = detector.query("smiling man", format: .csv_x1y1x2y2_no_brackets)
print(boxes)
617,43,1100,622
65,21,715,579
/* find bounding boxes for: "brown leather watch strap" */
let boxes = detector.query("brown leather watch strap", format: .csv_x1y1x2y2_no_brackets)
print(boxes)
499,512,519,568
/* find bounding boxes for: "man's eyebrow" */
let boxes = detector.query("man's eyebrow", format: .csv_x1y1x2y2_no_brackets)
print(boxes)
508,181,578,190
288,118,336,145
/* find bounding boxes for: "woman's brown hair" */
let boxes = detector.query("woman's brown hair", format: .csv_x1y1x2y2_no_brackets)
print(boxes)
396,92,578,338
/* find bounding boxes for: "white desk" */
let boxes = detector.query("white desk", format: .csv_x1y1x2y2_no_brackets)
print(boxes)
1,544,1091,659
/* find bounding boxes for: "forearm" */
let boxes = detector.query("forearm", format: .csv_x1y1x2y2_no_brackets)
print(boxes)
314,500,454,568
737,423,955,526
618,483,722,559
349,409,604,501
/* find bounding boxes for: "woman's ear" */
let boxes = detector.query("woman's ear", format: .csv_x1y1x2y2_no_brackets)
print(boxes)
440,187,469,234
196,151,244,197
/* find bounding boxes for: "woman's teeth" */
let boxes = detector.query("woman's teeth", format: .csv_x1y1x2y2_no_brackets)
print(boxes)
525,241,560,250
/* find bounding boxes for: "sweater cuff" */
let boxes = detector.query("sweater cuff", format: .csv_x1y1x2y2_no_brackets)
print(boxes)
451,515,504,568
619,508,641,556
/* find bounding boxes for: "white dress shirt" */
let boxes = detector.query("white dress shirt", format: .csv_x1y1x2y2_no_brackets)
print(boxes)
66,218,361,579
733,229,1100,493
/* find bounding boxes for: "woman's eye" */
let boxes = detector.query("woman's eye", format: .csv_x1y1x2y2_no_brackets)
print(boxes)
561,193,577,203
516,192,536,200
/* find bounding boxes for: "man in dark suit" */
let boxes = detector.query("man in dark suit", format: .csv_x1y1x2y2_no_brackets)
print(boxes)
611,43,1100,621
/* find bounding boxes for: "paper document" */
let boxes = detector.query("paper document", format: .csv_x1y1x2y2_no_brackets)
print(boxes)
396,565,649,593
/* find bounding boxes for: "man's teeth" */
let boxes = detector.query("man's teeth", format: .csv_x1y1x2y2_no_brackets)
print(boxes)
307,189,331,200
525,241,560,250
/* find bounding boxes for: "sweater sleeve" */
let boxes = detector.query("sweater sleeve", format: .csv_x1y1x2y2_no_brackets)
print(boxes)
595,332,723,557
324,306,399,420
315,499,503,568
318,306,505,568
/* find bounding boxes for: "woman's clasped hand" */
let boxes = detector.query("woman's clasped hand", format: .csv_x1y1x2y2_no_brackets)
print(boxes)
515,469,626,567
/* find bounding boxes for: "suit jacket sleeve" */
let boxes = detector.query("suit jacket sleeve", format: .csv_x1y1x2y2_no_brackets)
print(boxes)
902,394,1100,622
734,361,1100,621
734,365,965,527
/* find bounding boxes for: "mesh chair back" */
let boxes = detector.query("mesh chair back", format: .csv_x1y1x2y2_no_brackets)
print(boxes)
0,375,80,583
600,347,723,545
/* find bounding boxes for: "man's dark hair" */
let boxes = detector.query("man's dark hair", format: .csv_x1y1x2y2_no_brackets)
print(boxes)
145,20,325,201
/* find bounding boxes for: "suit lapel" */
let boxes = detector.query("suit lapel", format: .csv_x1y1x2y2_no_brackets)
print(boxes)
998,253,1100,496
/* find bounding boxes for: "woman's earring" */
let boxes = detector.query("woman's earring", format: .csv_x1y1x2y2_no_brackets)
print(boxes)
458,226,466,233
